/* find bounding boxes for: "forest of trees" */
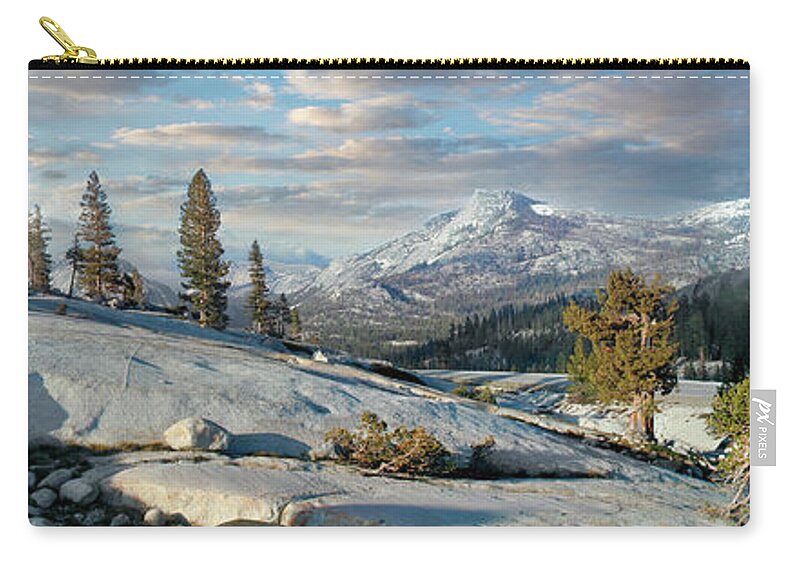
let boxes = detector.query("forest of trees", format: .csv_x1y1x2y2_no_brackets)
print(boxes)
390,296,579,372
28,169,301,339
393,269,749,380
673,269,749,382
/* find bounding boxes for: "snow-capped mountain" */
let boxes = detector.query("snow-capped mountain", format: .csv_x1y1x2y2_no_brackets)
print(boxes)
296,189,749,340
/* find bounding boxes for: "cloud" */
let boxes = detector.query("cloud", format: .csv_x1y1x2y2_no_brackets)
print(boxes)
484,79,748,154
288,94,436,132
174,96,215,110
28,77,164,117
28,147,101,168
241,81,275,110
111,122,288,148
40,170,67,180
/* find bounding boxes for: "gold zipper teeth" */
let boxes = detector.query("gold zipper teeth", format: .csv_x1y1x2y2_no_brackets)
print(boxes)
90,57,748,69
36,20,748,69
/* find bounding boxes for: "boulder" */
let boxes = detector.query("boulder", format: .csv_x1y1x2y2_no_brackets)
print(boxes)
163,417,230,451
82,508,106,526
60,479,99,506
308,440,342,461
38,468,73,490
30,488,57,509
143,507,166,526
110,513,131,527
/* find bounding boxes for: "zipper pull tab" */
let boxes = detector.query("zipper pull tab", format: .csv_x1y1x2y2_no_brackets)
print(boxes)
39,16,98,64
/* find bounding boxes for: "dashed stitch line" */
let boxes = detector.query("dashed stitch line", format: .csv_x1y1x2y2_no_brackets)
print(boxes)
28,74,749,80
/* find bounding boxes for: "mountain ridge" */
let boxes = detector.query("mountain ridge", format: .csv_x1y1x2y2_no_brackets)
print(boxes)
293,189,749,346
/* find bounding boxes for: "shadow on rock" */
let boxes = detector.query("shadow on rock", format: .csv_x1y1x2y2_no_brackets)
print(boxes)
28,373,69,442
227,433,311,458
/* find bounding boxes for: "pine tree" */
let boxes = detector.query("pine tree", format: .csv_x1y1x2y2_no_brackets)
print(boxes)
77,171,121,300
563,268,678,441
289,307,302,340
279,293,291,337
65,234,82,298
268,293,291,337
28,204,52,292
246,240,270,334
121,269,146,307
177,169,230,329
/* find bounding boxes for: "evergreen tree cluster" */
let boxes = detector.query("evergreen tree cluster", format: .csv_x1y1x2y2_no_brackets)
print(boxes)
392,296,578,372
30,168,302,337
674,269,749,381
244,240,302,339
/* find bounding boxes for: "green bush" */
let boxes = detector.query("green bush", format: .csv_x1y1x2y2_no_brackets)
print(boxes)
452,385,497,405
707,377,750,525
325,411,454,476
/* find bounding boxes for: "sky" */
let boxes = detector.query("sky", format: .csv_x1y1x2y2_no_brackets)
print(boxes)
28,69,749,285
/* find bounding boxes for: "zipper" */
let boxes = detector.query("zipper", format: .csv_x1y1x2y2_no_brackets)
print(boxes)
31,16,749,70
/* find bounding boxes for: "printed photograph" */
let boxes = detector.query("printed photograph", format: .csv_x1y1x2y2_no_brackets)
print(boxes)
28,69,749,526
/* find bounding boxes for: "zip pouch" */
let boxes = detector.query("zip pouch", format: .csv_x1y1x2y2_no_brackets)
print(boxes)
28,17,750,527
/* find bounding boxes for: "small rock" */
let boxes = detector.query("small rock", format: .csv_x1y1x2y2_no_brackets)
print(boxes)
60,479,99,506
30,488,58,509
312,350,328,363
308,440,340,461
28,471,36,490
688,466,704,479
110,513,131,527
82,508,106,526
38,468,73,490
163,417,230,451
28,505,43,516
143,507,166,526
29,517,52,527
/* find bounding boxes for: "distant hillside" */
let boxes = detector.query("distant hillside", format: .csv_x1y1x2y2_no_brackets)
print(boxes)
294,189,749,350
388,269,749,377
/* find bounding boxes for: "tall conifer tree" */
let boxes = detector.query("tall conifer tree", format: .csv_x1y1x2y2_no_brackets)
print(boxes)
28,204,52,292
177,169,230,329
65,233,82,298
77,171,120,300
289,307,302,340
563,268,678,441
246,240,270,334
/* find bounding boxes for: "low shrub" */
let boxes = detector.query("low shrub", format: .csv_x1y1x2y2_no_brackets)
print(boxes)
325,411,454,476
452,385,497,405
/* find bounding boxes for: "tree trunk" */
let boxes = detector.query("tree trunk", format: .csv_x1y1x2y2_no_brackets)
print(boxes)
627,391,655,442
68,264,76,298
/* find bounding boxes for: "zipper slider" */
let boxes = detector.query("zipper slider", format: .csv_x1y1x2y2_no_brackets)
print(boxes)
39,16,98,65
